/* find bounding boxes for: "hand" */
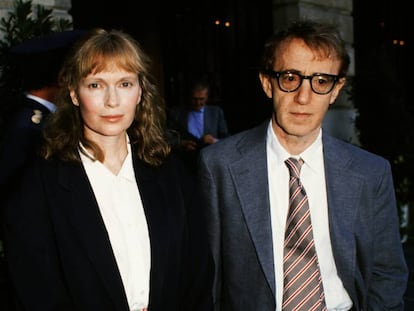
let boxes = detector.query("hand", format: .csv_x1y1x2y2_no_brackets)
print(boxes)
181,139,198,151
201,134,218,145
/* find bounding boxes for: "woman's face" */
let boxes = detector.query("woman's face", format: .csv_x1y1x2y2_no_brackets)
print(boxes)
70,67,142,142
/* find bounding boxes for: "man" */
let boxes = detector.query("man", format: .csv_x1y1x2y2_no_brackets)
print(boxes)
168,79,229,170
0,31,84,311
197,20,408,310
0,30,85,198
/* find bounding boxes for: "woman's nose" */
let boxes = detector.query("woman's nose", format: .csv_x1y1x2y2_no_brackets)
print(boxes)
104,86,119,107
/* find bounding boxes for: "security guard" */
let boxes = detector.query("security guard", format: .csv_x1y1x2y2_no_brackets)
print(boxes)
0,30,85,198
0,29,86,311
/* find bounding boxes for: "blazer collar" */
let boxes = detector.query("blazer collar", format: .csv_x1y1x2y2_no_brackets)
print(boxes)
229,120,276,295
57,161,129,310
226,125,363,299
56,155,170,310
323,133,361,300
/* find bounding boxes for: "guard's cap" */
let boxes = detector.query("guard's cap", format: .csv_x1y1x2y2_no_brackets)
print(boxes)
10,29,87,91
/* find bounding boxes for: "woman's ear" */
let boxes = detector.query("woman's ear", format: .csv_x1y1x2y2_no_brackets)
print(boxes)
70,89,79,106
136,85,142,105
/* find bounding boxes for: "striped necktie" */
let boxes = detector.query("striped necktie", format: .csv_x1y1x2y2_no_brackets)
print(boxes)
282,157,326,311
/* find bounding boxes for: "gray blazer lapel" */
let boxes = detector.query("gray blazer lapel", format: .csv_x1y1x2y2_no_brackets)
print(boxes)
323,134,361,300
230,121,276,295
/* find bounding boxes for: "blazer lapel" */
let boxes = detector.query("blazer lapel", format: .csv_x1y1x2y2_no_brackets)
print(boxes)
229,121,276,295
323,134,361,301
227,129,362,302
57,161,129,310
131,157,169,308
203,106,213,134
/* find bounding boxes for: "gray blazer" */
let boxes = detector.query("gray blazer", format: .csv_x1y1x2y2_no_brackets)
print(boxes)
198,120,408,311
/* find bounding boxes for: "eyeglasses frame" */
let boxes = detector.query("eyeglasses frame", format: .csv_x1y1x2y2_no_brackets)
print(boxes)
264,69,341,95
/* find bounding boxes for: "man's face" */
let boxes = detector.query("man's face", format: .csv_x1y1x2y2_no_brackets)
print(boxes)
260,38,345,144
190,88,208,111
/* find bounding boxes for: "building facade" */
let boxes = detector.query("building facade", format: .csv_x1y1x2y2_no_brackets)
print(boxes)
0,0,357,142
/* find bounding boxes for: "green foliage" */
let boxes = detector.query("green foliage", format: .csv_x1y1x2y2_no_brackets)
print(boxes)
0,0,71,49
0,0,72,79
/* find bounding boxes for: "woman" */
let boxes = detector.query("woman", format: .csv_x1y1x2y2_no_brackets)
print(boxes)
3,28,212,311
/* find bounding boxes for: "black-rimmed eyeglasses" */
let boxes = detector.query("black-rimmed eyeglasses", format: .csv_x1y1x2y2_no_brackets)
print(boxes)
265,70,340,95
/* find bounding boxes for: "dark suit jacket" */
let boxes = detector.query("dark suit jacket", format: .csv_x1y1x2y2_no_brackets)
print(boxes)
168,105,229,147
0,98,52,308
198,120,408,311
167,105,229,172
3,152,213,311
0,96,52,197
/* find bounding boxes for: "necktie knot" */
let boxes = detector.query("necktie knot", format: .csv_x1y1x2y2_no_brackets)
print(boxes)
285,157,302,179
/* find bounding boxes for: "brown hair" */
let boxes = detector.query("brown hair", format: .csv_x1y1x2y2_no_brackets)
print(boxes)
41,28,170,166
260,19,350,78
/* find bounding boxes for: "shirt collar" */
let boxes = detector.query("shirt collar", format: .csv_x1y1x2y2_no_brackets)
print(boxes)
266,121,323,173
78,135,136,181
26,93,57,113
191,106,205,113
119,141,136,182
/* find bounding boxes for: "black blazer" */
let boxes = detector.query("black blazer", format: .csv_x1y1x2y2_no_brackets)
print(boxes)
3,152,213,311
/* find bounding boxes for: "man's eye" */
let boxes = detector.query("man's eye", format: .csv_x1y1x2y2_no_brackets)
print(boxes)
316,77,330,85
316,78,326,84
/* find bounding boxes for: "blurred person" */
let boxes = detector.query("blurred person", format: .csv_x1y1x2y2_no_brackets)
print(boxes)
0,30,86,237
0,30,85,311
168,79,229,170
0,30,85,204
3,28,213,311
197,19,408,310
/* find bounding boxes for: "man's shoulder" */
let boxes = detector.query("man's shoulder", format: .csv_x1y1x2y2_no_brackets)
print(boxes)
201,122,266,155
9,105,49,129
205,104,224,113
323,133,390,171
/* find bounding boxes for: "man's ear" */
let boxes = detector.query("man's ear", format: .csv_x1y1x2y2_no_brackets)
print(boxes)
259,73,273,98
329,77,346,105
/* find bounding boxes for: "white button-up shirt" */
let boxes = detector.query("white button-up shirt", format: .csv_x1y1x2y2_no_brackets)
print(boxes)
266,122,352,311
80,140,151,311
